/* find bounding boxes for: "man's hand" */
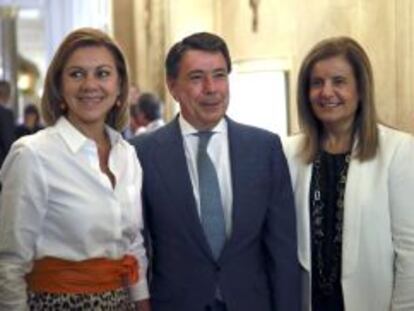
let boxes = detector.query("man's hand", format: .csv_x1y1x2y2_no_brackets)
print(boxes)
135,299,151,311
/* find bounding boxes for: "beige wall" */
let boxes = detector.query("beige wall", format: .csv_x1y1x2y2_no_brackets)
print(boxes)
115,0,218,118
112,0,414,133
112,0,137,83
219,0,412,133
165,0,218,44
395,0,414,132
161,0,219,118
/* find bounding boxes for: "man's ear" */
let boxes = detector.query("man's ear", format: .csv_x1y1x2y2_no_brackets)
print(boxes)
166,77,178,102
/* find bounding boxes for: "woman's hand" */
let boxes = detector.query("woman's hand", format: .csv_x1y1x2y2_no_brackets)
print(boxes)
135,299,151,311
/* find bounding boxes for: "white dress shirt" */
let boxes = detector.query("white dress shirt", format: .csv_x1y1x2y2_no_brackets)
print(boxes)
179,115,233,236
134,119,165,137
145,118,165,133
0,117,148,310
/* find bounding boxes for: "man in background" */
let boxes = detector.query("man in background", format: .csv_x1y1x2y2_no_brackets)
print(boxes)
15,104,43,139
127,102,145,137
135,92,165,134
0,80,15,168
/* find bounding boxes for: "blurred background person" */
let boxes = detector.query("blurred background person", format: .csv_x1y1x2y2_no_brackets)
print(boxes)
128,83,141,105
124,101,145,139
123,83,144,139
283,36,414,311
0,28,150,311
135,92,164,134
15,104,44,139
0,80,16,168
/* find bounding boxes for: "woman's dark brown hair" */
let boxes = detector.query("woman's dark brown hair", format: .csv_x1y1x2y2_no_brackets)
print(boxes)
297,36,379,163
41,27,130,131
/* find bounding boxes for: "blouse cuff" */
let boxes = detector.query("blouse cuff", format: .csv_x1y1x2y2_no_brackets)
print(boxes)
129,277,149,301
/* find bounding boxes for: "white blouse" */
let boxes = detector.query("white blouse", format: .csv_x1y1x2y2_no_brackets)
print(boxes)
0,117,148,310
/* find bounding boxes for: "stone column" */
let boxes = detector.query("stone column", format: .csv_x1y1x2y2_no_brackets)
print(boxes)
0,6,18,117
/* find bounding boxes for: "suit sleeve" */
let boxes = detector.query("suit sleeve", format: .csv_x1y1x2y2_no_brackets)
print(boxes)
264,136,302,311
389,134,414,310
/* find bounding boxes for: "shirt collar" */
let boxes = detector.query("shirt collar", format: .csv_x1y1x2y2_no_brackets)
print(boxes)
55,116,123,154
179,114,227,137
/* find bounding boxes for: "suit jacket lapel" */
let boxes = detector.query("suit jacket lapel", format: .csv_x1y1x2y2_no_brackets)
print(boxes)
153,118,213,258
225,120,243,247
222,118,254,259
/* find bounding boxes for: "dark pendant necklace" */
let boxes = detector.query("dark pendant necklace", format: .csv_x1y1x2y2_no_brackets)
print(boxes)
310,150,351,295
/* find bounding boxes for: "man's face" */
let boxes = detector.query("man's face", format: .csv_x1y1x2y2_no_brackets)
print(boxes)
167,50,230,130
25,113,38,128
0,85,11,105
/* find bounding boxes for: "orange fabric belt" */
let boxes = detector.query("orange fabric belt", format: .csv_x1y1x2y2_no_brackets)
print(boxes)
26,255,139,294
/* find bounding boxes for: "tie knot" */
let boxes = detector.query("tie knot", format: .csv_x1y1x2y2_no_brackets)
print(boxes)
196,131,214,151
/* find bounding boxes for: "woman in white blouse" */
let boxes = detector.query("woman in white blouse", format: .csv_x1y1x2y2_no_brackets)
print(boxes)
0,28,150,311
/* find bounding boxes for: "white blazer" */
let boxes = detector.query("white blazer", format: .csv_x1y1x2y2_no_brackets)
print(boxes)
283,125,414,311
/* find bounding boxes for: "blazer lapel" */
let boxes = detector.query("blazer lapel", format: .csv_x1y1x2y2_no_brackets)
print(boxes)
287,135,364,279
295,161,312,272
341,157,363,277
153,119,213,258
294,155,364,275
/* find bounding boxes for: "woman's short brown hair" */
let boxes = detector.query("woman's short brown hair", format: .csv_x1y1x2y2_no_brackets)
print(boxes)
41,27,130,131
297,36,379,163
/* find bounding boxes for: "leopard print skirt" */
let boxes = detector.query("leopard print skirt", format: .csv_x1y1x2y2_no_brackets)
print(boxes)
28,288,136,310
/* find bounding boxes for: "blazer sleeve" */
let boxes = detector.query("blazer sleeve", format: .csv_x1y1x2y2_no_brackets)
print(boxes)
389,133,414,309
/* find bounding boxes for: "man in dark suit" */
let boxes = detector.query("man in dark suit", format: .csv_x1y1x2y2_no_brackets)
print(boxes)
130,32,301,311
0,80,15,168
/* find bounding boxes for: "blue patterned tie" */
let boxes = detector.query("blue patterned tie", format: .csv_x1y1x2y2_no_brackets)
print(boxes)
197,131,226,259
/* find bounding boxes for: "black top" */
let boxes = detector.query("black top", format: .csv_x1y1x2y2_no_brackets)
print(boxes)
310,151,350,311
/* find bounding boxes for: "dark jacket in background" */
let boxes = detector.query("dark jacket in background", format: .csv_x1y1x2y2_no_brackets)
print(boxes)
15,125,43,140
0,106,15,168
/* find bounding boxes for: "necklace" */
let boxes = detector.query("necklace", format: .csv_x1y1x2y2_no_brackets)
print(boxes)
311,151,351,295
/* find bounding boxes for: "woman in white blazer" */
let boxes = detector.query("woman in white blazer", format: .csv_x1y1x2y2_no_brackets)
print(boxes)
283,36,414,311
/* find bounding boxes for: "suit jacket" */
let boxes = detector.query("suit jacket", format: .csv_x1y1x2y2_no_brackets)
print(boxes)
130,116,301,311
0,105,15,168
283,125,414,311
